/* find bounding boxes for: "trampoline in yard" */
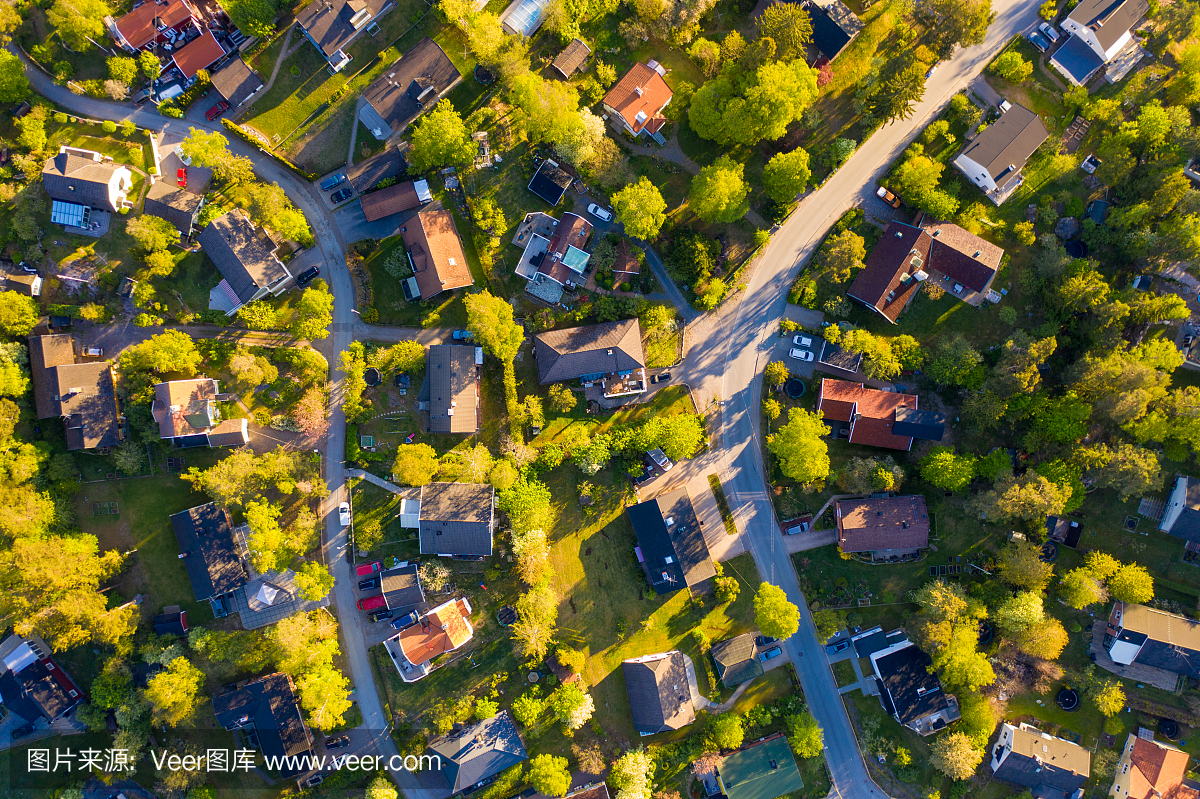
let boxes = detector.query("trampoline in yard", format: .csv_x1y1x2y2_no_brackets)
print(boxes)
497,605,517,627
978,622,993,645
1065,241,1088,258
365,367,382,387
1040,542,1058,562
1160,719,1180,739
785,379,806,398
1056,688,1079,711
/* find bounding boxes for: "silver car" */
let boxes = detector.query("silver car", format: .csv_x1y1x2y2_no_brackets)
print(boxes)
789,348,814,361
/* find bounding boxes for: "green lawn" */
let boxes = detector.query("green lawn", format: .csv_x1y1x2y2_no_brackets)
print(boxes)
363,234,470,326
832,658,857,687
644,325,682,368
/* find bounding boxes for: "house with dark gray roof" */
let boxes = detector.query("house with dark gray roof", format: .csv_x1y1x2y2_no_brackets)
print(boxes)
419,344,480,433
360,37,462,139
871,637,960,735
1158,474,1200,542
990,722,1090,799
806,0,863,60
198,211,292,314
295,0,393,72
1103,601,1200,678
953,104,1049,204
627,488,716,595
622,651,696,735
527,159,574,206
427,710,528,794
1051,0,1149,85
533,319,647,398
552,38,591,77
710,633,764,688
213,673,314,775
346,145,407,193
144,180,205,239
210,57,264,108
171,502,248,605
43,147,132,219
28,333,123,451
381,561,424,610
0,634,83,724
411,482,495,558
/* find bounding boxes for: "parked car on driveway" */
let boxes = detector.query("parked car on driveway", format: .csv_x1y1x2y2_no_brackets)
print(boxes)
759,646,783,662
355,560,381,577
1038,22,1061,41
789,348,814,361
296,266,320,286
651,372,672,383
369,609,393,623
11,723,35,741
358,575,380,591
358,594,386,612
876,186,901,208
826,639,850,655
391,610,419,630
1028,30,1050,52
756,635,778,647
587,203,613,222
205,100,229,120
177,167,187,187
339,502,351,527
325,735,350,749
792,335,812,347
330,187,353,203
452,330,474,340
321,173,347,191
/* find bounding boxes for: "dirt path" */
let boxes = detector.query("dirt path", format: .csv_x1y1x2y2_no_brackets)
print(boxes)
259,26,296,99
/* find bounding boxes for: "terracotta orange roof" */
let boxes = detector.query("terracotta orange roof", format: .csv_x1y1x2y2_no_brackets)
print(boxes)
817,379,917,450
402,211,473,300
398,598,472,666
601,62,672,135
114,0,197,50
1128,738,1197,799
172,30,225,79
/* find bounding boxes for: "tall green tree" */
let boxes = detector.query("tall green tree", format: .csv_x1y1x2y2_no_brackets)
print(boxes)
144,657,205,727
47,0,111,50
0,51,30,104
870,63,926,123
612,177,667,240
817,229,865,282
757,2,813,59
292,284,333,340
689,155,750,224
762,148,811,205
767,408,830,483
689,60,819,146
920,447,977,492
409,100,476,172
754,583,800,639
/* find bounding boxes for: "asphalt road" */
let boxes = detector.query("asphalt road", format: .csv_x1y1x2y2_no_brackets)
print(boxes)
16,1,1040,789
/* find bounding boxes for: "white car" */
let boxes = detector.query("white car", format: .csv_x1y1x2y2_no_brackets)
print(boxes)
789,348,814,361
792,335,812,348
586,203,613,222
1038,22,1061,42
339,502,351,527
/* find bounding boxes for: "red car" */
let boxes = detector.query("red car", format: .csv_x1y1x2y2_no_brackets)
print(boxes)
357,594,387,612
205,100,229,121
177,167,187,188
355,560,382,577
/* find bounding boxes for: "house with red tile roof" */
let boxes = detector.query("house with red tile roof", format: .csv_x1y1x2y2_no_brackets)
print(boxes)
384,597,473,682
836,495,929,561
601,61,672,144
171,29,225,80
846,220,1003,324
816,379,945,451
1110,734,1198,799
106,0,200,52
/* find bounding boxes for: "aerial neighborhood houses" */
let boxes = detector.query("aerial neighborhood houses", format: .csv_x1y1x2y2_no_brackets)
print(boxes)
28,333,123,452
296,0,392,72
716,734,806,799
394,211,473,301
43,147,133,230
418,344,482,434
1049,0,1149,86
400,481,496,558
426,709,527,792
622,650,697,735
144,166,209,240
213,673,315,776
552,38,592,78
106,0,201,53
601,61,673,144
627,488,716,595
0,633,83,728
1102,601,1200,681
515,210,594,303
953,103,1050,204
869,634,961,736
836,495,930,562
805,0,864,62
385,597,474,682
360,178,433,223
1111,733,1198,799
360,37,462,140
816,379,945,451
199,210,294,315
151,377,250,447
209,56,265,109
847,220,1004,321
534,319,648,402
990,723,1090,799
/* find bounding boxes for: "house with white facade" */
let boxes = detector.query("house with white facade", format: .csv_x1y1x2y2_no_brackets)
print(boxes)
1049,0,1149,86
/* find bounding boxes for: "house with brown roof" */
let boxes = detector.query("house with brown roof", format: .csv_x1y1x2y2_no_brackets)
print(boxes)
398,211,473,301
359,178,432,222
816,379,944,451
144,180,205,239
418,344,480,434
151,377,249,447
602,62,672,144
552,38,591,78
836,495,929,561
296,0,394,73
1110,733,1198,799
953,104,1049,204
612,239,642,284
533,319,646,397
171,29,225,80
28,334,123,451
622,651,696,735
105,0,200,52
519,211,593,303
360,37,462,139
384,597,473,682
846,220,1003,323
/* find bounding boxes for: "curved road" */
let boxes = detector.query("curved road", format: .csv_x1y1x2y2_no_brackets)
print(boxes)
17,2,1037,790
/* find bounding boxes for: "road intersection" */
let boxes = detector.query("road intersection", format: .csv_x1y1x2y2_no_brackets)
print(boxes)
13,2,1039,788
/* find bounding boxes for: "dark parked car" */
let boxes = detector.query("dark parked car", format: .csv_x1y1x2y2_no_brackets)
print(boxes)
205,100,229,120
296,266,320,286
452,330,474,340
11,723,35,740
390,610,419,630
302,775,325,788
755,635,778,647
358,575,380,591
651,372,672,384
758,646,783,662
825,640,850,655
325,735,350,749
321,173,347,192
330,187,353,203
369,609,393,623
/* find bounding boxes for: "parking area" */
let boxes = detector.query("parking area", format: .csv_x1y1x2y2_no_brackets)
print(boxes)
772,331,819,379
315,170,356,210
